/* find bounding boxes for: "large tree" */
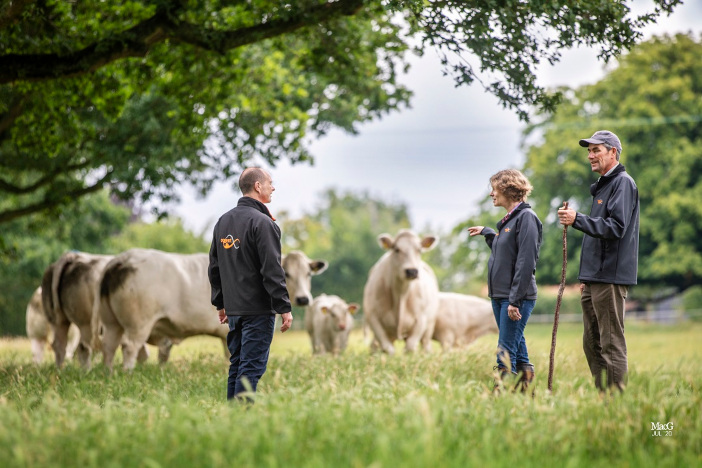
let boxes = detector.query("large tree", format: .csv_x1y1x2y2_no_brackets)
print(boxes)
0,0,680,224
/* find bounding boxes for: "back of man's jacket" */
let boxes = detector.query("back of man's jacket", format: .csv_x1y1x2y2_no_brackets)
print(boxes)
208,196,291,316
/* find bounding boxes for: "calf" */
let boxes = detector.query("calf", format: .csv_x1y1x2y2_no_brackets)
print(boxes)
310,294,359,355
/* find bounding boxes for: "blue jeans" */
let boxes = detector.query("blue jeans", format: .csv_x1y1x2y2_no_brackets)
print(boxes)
226,314,276,400
492,299,535,374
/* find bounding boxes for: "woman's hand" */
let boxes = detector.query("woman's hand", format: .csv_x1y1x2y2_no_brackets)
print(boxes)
467,226,484,237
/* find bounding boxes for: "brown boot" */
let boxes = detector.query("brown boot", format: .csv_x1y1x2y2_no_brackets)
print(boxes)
515,363,535,394
493,366,513,394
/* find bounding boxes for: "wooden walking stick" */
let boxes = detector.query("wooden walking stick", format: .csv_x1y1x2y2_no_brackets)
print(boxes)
548,201,569,392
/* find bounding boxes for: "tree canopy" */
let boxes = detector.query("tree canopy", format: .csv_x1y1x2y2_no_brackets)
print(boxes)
0,0,681,224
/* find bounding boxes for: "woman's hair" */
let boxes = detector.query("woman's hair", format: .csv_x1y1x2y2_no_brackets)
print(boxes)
490,169,533,202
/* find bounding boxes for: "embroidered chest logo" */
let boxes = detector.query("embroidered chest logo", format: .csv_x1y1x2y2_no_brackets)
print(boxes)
504,228,511,233
597,199,603,205
221,235,240,250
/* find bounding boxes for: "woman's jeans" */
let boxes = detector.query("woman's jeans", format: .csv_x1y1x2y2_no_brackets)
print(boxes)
492,298,535,374
226,314,276,400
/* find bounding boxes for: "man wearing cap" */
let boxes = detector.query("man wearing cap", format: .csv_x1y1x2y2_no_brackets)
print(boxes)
557,130,639,393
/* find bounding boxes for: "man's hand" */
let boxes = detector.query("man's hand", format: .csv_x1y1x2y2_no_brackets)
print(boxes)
218,309,227,324
508,305,522,321
280,312,293,333
557,205,577,226
467,226,485,237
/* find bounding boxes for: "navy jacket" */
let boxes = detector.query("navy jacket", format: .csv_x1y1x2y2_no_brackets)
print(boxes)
482,203,543,307
208,197,291,316
573,164,639,285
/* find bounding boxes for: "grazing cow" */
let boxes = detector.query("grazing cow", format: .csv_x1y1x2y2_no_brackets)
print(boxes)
97,248,228,371
41,252,115,368
433,292,498,350
281,250,328,342
363,230,440,354
310,294,359,355
25,286,79,364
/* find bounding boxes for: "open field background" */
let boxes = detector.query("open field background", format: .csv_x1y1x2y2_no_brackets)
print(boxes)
1,321,700,467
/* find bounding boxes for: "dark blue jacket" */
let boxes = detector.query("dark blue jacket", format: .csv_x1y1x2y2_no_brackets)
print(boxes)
573,164,639,285
208,197,291,316
482,203,542,307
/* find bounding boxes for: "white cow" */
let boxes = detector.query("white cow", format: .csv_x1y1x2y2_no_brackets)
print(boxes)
363,230,440,354
25,286,79,364
96,248,228,371
281,250,328,346
310,294,359,355
433,292,498,350
41,251,115,368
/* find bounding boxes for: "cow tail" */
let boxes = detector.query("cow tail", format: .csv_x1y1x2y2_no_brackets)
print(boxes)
46,252,77,326
91,260,115,353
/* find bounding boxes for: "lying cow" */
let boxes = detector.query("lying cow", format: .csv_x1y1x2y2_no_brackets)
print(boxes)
26,286,79,364
281,250,328,347
41,251,115,368
96,248,228,371
363,230,440,354
433,292,498,350
310,294,359,355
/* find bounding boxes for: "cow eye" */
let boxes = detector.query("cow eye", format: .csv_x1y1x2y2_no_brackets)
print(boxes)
393,247,400,253
284,272,290,278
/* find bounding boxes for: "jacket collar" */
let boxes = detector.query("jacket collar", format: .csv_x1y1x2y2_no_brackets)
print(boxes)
496,202,531,231
238,196,276,220
590,164,627,196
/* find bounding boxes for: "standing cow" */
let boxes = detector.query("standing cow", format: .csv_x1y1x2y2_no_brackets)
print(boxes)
363,230,440,354
41,251,115,368
310,294,359,355
97,248,229,371
433,292,498,350
281,250,328,347
26,286,79,364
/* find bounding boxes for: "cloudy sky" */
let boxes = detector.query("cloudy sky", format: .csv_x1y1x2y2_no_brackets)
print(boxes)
173,1,701,235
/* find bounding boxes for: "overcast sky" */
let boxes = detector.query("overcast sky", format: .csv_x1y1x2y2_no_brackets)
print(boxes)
173,1,702,236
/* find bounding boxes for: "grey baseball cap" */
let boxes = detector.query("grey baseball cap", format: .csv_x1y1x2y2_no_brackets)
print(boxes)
579,130,622,155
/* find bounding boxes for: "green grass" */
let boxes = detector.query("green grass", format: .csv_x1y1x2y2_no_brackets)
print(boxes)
1,322,700,467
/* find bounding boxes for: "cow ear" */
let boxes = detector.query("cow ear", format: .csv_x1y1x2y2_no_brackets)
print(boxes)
309,260,328,275
321,306,329,315
347,303,360,315
378,234,394,250
420,235,438,251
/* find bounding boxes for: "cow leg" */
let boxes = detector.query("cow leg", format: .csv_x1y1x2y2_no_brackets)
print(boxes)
366,314,395,355
137,345,151,363
51,320,70,368
101,325,123,372
30,338,46,364
157,339,173,364
421,320,436,353
75,325,94,369
121,328,152,370
404,315,427,353
220,337,229,358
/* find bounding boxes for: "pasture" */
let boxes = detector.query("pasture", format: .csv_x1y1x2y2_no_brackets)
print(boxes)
1,321,700,467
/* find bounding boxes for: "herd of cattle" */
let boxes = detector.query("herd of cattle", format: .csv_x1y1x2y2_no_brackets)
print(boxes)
25,229,498,369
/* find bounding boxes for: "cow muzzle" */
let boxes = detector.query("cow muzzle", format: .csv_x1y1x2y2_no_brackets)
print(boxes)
295,296,310,306
404,268,419,280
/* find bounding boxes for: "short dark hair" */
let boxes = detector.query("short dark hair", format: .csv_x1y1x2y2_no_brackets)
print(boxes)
239,167,267,195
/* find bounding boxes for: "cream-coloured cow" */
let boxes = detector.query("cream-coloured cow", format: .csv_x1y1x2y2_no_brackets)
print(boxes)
96,248,228,371
433,292,498,350
310,294,359,355
41,252,115,368
281,250,328,346
363,230,440,354
25,286,79,364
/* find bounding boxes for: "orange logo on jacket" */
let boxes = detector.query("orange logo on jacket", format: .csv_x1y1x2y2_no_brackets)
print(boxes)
221,235,240,249
597,199,603,204
504,228,511,232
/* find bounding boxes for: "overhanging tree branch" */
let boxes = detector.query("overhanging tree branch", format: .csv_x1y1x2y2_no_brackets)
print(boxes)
0,0,366,84
0,170,112,223
0,160,92,194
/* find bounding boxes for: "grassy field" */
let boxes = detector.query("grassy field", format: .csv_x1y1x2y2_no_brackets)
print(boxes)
1,321,700,467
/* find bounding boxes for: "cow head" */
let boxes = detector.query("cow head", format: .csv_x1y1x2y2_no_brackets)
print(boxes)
321,301,359,331
282,250,329,307
378,230,437,281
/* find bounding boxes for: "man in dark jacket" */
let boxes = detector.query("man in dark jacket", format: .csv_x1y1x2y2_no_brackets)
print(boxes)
208,167,293,401
558,130,639,392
